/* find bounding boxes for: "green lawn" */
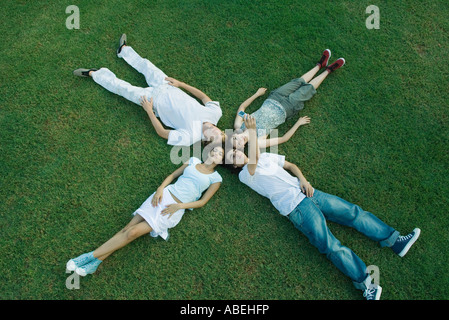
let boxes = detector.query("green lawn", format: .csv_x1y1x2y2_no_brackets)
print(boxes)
1,0,448,300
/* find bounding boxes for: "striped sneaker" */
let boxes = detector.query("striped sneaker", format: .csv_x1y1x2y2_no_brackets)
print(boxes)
117,33,127,55
391,228,421,257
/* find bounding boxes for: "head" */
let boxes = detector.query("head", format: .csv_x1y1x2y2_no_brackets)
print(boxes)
225,148,248,169
230,132,247,150
203,126,227,145
203,143,225,165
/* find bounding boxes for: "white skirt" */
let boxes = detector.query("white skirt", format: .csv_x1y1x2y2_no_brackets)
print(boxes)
133,187,185,240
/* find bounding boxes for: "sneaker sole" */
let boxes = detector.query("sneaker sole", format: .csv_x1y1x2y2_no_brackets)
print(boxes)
398,228,421,257
375,286,382,300
66,260,76,271
75,267,87,277
324,49,331,67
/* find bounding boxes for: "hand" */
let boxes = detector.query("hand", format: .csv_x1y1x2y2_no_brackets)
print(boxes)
151,188,164,207
256,88,267,96
140,96,154,114
244,114,257,130
161,203,182,218
300,180,314,197
297,116,311,126
165,77,182,88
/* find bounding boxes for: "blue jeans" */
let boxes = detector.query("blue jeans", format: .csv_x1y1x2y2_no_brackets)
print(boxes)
288,189,399,290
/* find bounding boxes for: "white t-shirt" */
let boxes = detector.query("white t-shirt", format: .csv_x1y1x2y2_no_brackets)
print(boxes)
166,157,222,208
238,153,306,216
153,85,222,146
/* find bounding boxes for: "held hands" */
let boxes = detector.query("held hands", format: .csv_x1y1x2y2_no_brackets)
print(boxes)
300,180,314,197
140,96,154,114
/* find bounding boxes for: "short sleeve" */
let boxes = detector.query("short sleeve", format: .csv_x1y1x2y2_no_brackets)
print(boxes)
205,101,221,111
264,153,285,168
167,129,194,146
210,172,223,184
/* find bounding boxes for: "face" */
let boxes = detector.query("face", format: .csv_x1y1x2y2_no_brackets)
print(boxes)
231,133,246,150
225,149,247,168
204,126,226,143
207,146,224,164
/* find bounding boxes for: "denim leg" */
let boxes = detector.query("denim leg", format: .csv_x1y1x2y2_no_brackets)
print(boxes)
289,198,369,287
310,189,399,247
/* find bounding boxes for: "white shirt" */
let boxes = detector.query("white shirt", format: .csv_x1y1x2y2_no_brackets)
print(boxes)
238,153,306,216
152,85,222,146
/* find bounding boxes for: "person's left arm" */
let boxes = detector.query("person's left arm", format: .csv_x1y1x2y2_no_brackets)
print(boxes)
283,160,314,197
165,77,212,105
259,116,311,148
160,182,221,217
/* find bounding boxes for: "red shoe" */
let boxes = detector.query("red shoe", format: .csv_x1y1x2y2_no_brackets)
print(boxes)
326,58,345,73
316,49,331,69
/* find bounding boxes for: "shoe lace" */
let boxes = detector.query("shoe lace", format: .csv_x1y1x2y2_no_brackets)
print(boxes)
363,287,376,299
398,233,413,242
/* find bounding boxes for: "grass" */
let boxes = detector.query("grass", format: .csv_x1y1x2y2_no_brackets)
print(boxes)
1,0,448,300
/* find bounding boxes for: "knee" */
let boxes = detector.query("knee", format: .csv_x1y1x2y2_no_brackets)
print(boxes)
125,226,141,241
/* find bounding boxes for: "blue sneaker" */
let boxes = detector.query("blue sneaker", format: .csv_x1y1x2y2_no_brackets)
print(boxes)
75,258,102,277
391,228,421,257
66,252,94,271
363,285,382,300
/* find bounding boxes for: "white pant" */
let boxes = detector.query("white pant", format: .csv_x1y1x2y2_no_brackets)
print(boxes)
91,46,169,106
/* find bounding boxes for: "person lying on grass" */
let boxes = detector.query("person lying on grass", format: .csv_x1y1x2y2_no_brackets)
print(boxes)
225,115,421,300
73,33,225,147
231,49,343,149
67,144,224,276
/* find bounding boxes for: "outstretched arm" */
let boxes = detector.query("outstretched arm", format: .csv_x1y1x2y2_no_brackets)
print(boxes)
233,88,267,130
140,96,170,139
165,77,212,105
259,116,311,148
283,160,314,197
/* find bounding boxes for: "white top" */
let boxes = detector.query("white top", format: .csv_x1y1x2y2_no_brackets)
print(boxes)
152,85,222,146
238,153,306,216
166,157,222,207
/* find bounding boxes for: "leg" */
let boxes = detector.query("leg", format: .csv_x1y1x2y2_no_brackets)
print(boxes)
118,46,169,88
93,217,153,261
308,69,330,90
300,65,320,83
311,189,399,247
91,68,154,106
289,198,370,289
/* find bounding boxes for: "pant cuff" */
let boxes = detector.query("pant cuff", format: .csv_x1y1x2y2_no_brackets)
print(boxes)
380,230,400,248
353,274,372,291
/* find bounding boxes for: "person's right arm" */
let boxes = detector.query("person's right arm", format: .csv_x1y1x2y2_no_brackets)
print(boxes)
245,115,260,176
233,88,267,130
140,96,170,139
151,162,189,207
283,160,314,197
